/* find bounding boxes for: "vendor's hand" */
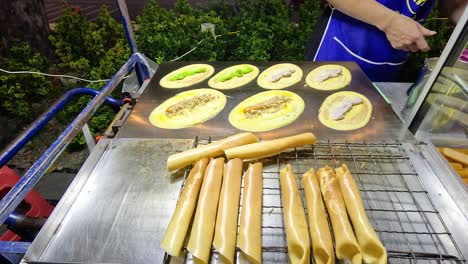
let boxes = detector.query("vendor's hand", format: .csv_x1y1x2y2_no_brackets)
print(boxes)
380,13,437,52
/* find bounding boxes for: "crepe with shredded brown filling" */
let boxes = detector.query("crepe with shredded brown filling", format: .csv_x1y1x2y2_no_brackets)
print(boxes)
165,94,216,117
243,95,291,118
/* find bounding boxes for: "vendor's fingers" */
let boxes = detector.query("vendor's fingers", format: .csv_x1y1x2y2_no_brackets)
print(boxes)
415,37,430,52
399,40,413,52
420,25,437,36
397,45,411,52
408,43,419,52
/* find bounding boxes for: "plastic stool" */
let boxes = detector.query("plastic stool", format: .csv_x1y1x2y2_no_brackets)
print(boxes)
0,166,54,241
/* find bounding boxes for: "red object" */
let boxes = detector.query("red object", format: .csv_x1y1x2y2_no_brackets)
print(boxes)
95,135,104,143
123,98,132,105
0,166,54,241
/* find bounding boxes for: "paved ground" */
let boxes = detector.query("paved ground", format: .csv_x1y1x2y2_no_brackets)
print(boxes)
45,0,215,22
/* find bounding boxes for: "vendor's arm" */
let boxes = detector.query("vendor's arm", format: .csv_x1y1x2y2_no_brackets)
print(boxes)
440,0,466,23
328,0,437,52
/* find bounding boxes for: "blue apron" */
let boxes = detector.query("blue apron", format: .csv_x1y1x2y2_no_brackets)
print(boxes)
314,0,434,81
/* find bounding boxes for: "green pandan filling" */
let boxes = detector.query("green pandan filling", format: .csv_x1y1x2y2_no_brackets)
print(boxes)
169,67,207,81
218,66,254,82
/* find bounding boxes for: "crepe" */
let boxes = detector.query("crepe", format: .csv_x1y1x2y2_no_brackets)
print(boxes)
440,148,468,166
213,158,243,264
229,90,305,132
187,158,225,263
306,64,351,90
208,64,259,89
280,164,311,264
318,91,372,131
149,88,226,129
167,132,259,171
317,166,361,264
302,168,335,264
160,158,209,256
257,63,303,89
160,64,215,88
335,164,387,264
237,162,263,264
224,132,316,160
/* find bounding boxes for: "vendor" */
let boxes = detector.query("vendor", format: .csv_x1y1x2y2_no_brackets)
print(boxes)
305,0,466,81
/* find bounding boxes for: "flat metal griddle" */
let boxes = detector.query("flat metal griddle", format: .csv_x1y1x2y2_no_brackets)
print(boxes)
117,61,413,141
23,62,468,264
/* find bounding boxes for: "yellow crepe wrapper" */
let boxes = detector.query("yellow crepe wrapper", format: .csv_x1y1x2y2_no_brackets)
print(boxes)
161,158,209,256
280,164,311,264
336,164,387,264
225,132,316,160
317,166,362,264
167,132,259,171
237,162,263,264
187,158,225,263
302,168,335,264
213,159,243,264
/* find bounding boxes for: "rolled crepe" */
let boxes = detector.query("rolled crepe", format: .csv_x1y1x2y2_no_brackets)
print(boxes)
280,164,311,264
167,132,259,171
237,162,263,264
302,168,335,264
161,158,209,256
224,132,316,160
335,164,387,264
213,159,243,264
187,158,225,263
317,166,361,264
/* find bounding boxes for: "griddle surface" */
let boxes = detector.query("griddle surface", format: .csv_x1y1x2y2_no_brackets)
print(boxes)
117,61,412,141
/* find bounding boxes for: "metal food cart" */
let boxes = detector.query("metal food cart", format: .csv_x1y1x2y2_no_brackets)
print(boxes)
0,2,466,264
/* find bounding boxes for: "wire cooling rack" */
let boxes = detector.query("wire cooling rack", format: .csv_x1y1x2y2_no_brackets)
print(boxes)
164,138,467,264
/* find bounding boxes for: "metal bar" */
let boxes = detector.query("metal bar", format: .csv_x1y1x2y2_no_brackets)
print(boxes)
0,54,140,225
81,123,96,152
383,143,446,261
405,8,468,132
117,0,137,54
116,0,147,85
0,242,30,254
0,253,21,264
400,143,467,261
0,87,122,169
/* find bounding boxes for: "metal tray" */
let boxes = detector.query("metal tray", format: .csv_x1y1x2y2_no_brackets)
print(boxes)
117,61,413,142
22,138,468,264
166,138,467,264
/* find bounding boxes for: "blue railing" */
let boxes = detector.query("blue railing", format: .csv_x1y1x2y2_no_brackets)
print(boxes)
0,87,123,169
0,1,151,261
0,52,151,259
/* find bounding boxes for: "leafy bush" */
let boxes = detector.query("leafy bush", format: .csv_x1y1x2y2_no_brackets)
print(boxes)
49,5,127,76
0,42,51,120
49,5,129,149
136,0,313,62
136,0,228,63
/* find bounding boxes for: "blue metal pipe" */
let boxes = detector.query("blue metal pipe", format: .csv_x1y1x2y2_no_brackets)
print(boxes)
4,212,20,226
0,53,142,226
0,242,30,254
117,0,146,85
0,88,122,169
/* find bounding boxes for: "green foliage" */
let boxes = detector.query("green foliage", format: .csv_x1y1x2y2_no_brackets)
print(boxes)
49,5,127,76
299,0,323,42
136,0,227,64
0,42,51,120
50,4,129,148
136,0,311,62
